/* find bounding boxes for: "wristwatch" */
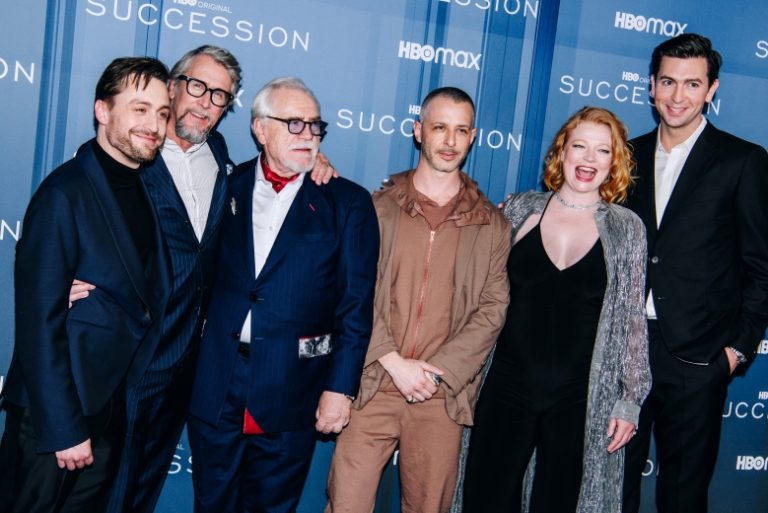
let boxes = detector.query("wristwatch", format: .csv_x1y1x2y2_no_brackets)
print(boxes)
727,346,747,365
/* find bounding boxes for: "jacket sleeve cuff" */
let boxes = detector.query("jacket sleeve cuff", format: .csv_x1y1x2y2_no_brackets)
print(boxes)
610,400,641,426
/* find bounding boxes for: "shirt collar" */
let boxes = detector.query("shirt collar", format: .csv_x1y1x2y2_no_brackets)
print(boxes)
163,136,207,155
255,154,306,192
656,116,707,155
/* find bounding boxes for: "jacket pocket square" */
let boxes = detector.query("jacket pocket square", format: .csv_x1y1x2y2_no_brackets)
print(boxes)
298,334,332,358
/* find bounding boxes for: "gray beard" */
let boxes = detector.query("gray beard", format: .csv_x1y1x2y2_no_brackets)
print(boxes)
175,119,209,145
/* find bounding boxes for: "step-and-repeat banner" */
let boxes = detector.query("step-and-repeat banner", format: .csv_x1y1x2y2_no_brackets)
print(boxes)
0,1,766,511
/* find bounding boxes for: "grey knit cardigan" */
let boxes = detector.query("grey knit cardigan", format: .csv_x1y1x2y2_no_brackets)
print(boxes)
451,191,652,513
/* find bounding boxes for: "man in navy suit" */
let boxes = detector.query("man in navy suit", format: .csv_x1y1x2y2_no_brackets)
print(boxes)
69,47,338,513
69,45,240,513
0,57,171,513
187,76,379,513
623,34,768,512
99,46,241,513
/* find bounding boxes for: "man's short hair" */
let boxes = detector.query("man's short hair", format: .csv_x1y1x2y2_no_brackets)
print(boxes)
420,87,475,122
651,33,722,86
94,57,169,104
170,45,242,96
250,76,320,123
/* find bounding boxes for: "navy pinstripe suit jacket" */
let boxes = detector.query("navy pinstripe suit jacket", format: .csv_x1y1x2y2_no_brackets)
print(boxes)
189,156,379,432
129,131,232,382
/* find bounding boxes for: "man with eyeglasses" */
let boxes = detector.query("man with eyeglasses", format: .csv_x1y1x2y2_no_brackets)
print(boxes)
65,45,241,513
67,47,338,513
186,76,379,513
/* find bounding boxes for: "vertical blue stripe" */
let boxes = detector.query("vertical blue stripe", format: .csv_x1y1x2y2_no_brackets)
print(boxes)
32,0,77,191
516,0,560,193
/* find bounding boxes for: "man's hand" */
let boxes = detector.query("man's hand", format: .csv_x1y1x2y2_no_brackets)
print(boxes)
55,438,94,470
497,193,513,210
724,347,739,375
309,152,339,185
606,418,636,453
69,279,95,308
315,391,352,434
378,351,444,403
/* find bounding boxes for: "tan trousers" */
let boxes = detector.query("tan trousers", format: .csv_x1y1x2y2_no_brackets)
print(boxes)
326,390,463,513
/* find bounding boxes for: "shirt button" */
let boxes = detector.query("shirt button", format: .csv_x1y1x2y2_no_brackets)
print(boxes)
650,256,660,264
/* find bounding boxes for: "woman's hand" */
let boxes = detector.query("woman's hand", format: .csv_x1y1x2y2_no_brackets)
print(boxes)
606,417,636,453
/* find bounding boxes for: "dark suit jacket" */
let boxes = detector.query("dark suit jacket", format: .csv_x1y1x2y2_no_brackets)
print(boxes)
189,156,379,432
3,140,169,453
131,131,231,380
626,122,768,364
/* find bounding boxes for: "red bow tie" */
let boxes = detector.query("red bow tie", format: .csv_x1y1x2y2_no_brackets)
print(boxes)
262,156,299,193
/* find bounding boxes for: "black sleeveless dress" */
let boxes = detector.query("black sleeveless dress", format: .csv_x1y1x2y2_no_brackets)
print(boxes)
463,204,607,513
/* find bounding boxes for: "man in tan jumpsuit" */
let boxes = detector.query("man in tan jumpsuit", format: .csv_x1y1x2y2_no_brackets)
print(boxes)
326,87,510,513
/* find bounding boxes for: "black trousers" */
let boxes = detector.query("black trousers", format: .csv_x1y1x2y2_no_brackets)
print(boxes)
623,321,730,513
462,375,587,513
0,398,125,513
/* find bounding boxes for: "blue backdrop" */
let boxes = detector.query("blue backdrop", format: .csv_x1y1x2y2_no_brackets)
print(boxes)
1,1,766,511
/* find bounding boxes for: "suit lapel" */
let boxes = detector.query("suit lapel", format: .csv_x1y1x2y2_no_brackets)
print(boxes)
657,124,718,233
257,179,319,282
80,146,152,309
630,132,659,243
141,155,197,237
231,160,257,280
200,133,231,246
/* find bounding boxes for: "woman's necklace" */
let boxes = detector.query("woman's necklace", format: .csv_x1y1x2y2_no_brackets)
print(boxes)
554,191,602,211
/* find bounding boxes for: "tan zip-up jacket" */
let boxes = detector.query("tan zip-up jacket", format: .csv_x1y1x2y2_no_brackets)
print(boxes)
354,170,511,426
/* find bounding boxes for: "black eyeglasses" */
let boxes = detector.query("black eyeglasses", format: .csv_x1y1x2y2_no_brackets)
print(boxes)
267,116,328,137
176,75,233,107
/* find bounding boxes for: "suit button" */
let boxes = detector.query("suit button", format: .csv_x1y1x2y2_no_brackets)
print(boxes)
232,331,240,340
650,256,660,264
249,292,258,301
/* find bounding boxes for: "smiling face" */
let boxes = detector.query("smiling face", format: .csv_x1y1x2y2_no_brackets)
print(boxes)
559,121,612,202
651,56,719,148
168,54,233,150
94,76,170,168
414,96,476,175
252,87,320,177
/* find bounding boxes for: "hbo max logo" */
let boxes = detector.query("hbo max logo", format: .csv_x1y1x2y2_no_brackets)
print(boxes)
398,41,481,70
736,455,768,471
614,11,687,37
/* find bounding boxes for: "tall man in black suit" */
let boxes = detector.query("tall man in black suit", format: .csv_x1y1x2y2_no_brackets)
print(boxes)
0,57,171,513
623,33,768,513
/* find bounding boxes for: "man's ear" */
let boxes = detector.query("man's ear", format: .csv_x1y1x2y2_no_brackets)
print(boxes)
94,99,110,126
168,80,177,101
253,118,267,145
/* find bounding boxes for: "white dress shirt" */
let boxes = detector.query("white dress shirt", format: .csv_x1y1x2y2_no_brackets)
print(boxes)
240,157,306,342
161,138,219,242
646,116,707,318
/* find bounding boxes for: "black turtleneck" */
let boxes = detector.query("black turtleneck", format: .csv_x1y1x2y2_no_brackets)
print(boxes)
92,140,156,269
